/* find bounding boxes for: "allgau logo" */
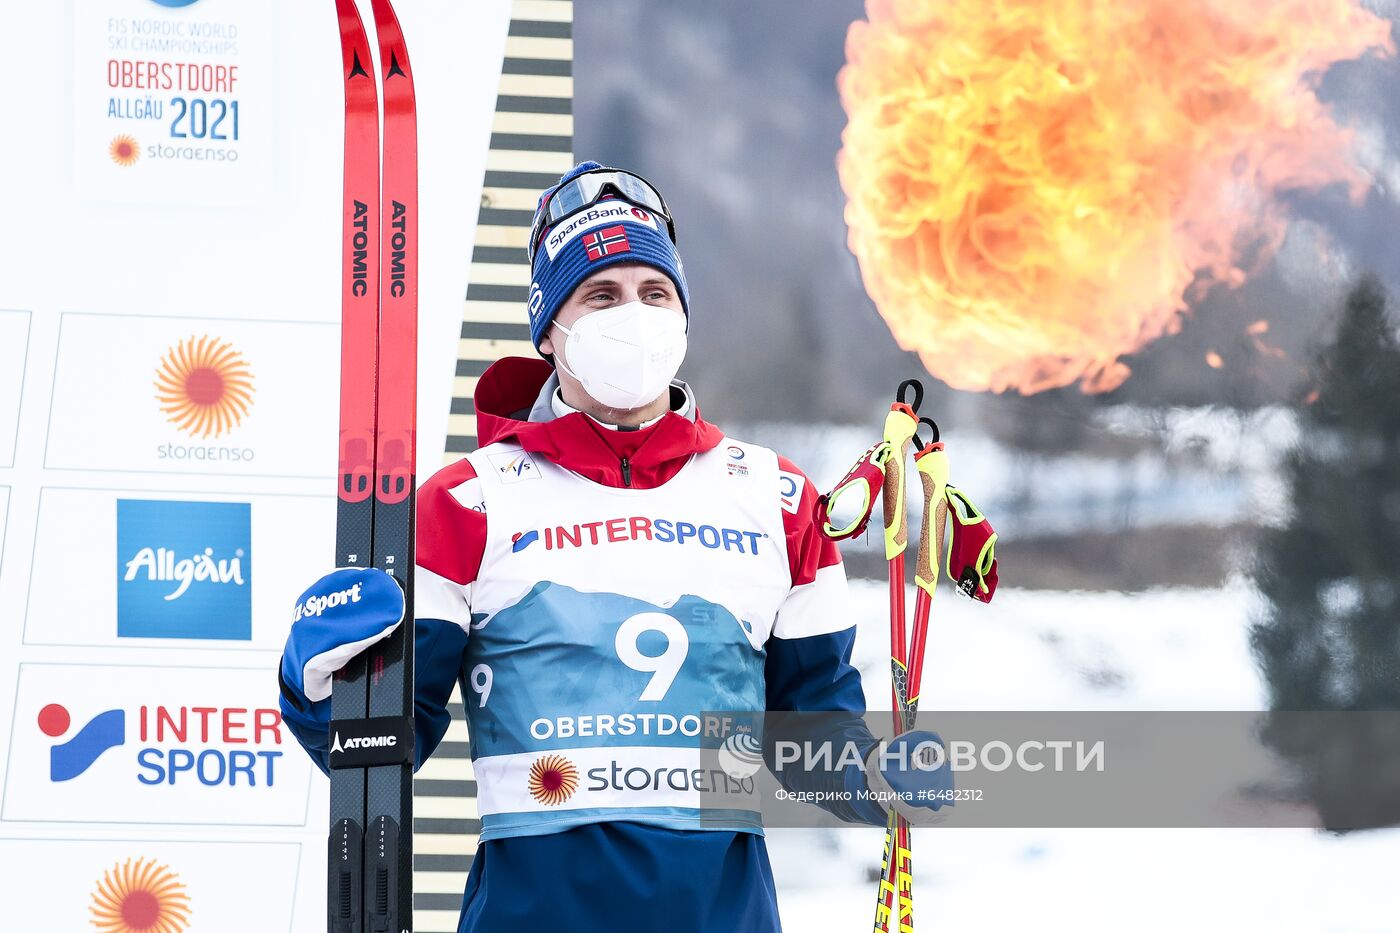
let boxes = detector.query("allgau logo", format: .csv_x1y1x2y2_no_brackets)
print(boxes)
294,582,363,622
123,546,245,601
116,499,252,640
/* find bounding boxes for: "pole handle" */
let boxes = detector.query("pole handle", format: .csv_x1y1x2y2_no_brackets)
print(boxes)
881,404,918,559
912,444,949,596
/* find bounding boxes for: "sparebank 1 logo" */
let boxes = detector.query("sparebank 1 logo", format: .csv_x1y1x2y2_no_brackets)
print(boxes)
117,499,252,640
154,335,257,465
91,857,191,933
39,700,286,788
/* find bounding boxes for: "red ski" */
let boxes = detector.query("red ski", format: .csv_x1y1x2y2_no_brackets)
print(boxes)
328,1,418,930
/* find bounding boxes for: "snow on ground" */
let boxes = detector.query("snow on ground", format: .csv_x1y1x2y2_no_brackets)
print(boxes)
767,582,1400,931
771,825,1400,933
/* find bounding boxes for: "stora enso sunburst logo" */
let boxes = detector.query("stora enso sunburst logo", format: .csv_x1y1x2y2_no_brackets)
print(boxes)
90,857,192,933
154,335,255,439
527,754,579,806
109,135,140,167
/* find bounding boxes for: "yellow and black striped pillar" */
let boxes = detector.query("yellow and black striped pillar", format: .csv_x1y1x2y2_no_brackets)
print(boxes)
443,0,576,462
414,1,573,928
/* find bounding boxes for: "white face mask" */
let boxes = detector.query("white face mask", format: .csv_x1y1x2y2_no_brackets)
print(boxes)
553,301,688,411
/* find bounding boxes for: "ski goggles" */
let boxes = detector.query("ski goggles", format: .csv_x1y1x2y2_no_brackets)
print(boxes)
528,168,676,263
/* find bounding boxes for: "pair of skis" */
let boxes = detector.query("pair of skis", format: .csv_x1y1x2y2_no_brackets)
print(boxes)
328,2,418,932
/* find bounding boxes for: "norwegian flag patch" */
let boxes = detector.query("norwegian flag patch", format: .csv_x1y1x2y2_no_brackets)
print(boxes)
584,225,630,261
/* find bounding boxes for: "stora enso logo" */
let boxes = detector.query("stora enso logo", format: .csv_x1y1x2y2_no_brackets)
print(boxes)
117,499,252,640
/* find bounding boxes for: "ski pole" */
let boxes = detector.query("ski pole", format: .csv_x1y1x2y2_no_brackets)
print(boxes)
876,420,943,933
872,383,920,933
907,432,949,711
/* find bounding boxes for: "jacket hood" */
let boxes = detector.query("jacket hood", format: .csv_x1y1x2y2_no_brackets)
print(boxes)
472,356,724,489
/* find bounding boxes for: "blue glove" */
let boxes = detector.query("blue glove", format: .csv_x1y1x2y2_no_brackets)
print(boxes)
279,568,405,705
865,730,955,825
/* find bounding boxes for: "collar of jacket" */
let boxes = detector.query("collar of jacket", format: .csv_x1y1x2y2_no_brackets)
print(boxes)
472,356,723,489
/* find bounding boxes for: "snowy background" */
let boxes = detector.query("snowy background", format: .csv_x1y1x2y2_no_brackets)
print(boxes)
748,418,1399,930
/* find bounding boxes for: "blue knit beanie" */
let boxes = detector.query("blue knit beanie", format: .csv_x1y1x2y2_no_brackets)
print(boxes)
527,160,690,353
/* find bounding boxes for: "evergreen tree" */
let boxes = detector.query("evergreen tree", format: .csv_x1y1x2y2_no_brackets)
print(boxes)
1250,275,1400,830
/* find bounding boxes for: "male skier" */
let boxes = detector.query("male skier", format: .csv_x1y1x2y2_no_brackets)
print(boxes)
279,162,951,931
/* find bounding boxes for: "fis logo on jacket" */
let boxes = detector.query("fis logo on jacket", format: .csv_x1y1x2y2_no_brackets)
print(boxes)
116,499,251,640
36,700,284,788
488,451,539,484
510,515,767,556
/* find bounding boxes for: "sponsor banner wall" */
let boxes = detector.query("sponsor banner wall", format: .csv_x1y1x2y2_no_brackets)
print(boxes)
0,0,514,929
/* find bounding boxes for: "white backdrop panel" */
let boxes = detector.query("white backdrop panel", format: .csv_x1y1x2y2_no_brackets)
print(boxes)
2,661,315,826
0,836,301,932
44,312,337,478
23,485,333,650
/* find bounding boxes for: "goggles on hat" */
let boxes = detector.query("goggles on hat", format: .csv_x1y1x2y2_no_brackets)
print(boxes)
528,168,676,263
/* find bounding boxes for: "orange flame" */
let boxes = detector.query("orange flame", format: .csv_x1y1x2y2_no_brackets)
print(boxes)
838,0,1392,393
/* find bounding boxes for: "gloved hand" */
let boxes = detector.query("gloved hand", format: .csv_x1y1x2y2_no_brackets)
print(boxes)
865,730,955,825
279,568,405,705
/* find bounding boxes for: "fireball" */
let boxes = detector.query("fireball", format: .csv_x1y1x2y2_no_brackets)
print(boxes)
838,0,1393,393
